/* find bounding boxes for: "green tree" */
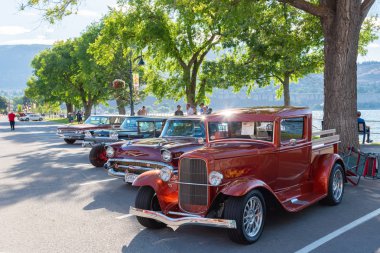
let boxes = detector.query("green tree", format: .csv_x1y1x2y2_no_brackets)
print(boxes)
89,11,146,115
279,0,377,149
0,96,7,111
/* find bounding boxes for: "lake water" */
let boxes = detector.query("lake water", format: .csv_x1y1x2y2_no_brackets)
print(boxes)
313,110,380,142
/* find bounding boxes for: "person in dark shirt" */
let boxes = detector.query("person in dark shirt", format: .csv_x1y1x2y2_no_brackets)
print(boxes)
8,111,16,130
357,111,372,143
174,105,184,116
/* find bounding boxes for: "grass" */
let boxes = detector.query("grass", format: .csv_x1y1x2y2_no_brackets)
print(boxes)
45,118,81,124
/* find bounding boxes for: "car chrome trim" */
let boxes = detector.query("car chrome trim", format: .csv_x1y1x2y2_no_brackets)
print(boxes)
129,207,237,229
108,158,174,170
107,168,125,179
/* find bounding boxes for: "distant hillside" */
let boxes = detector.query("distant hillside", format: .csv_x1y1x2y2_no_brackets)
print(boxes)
0,45,50,89
0,44,379,109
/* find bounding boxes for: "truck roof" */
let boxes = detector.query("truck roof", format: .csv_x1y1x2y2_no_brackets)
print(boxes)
208,106,311,120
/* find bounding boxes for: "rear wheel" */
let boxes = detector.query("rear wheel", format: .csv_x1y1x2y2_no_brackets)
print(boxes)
224,190,266,244
64,138,76,144
322,163,345,205
135,186,166,229
89,144,107,167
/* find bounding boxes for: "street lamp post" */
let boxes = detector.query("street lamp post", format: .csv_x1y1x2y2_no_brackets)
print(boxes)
128,51,145,116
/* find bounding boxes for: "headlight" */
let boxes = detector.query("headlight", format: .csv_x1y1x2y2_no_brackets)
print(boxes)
160,167,172,182
110,131,119,140
57,129,62,134
106,146,115,158
75,130,84,134
209,171,223,186
85,131,92,138
161,150,172,162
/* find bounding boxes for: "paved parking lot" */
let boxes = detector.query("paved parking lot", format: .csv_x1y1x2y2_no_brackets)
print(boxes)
1,118,380,253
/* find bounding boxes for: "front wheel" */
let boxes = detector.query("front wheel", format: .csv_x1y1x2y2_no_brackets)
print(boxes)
135,186,166,229
64,138,76,144
224,190,266,244
322,163,345,205
25,118,29,121
89,144,107,167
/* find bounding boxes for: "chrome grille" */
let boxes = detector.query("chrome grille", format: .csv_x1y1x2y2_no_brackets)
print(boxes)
179,158,208,212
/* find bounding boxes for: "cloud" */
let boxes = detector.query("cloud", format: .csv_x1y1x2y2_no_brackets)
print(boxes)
368,43,380,48
77,10,101,18
0,37,55,45
0,26,31,35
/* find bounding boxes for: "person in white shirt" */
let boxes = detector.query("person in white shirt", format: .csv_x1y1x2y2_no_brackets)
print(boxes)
186,103,194,115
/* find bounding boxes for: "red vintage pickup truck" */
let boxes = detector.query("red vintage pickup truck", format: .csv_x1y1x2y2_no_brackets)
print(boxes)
130,107,345,244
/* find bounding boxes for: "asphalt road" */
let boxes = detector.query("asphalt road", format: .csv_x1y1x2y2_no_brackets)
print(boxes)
1,118,380,253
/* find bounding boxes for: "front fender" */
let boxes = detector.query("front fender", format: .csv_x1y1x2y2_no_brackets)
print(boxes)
133,171,179,213
311,153,344,194
132,170,162,192
221,178,274,197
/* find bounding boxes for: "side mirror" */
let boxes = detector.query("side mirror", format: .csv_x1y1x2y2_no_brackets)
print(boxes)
289,139,297,146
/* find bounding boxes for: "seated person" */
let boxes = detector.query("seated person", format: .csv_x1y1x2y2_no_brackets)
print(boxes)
357,111,372,143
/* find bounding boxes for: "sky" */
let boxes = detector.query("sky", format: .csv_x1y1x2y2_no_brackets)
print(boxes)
0,0,379,62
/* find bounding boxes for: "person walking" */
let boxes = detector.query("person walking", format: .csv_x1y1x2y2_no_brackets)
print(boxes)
8,111,16,130
174,105,184,116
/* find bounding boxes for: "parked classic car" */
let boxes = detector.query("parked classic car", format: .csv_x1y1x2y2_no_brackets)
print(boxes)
130,107,345,244
104,116,206,183
87,116,167,167
57,115,126,144
19,113,43,121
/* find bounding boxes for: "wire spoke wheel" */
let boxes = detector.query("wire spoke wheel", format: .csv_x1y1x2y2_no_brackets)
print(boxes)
332,168,343,201
243,196,263,238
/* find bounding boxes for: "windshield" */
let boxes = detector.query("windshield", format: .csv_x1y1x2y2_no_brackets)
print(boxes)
84,116,110,125
208,121,274,142
120,117,138,131
161,119,205,138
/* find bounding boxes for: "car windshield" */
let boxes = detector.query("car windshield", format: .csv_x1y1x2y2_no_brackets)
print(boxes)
161,119,205,138
84,116,110,125
208,121,274,142
120,117,138,131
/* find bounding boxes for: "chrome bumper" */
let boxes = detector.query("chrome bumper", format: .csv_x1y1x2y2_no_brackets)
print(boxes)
58,133,84,140
129,207,237,229
107,168,125,179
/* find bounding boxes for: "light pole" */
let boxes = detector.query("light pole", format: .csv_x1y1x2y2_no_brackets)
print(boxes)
129,51,145,116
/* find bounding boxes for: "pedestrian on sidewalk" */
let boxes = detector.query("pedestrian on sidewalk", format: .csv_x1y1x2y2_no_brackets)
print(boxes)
8,111,16,130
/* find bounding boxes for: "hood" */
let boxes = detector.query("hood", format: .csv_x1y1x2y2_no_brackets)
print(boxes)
184,141,275,160
111,137,204,162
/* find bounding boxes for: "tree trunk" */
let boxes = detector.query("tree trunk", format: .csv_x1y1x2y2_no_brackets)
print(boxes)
65,102,73,115
83,103,92,120
321,1,362,151
116,98,126,115
283,72,290,106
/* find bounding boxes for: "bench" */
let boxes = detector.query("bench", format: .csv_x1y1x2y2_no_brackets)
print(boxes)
358,122,367,144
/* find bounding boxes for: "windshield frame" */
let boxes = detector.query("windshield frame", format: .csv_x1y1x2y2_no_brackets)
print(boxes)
160,119,205,139
206,120,275,144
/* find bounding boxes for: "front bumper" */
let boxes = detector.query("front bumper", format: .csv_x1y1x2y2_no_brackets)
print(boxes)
107,168,125,179
82,137,119,147
129,207,237,229
58,133,85,140
105,158,174,183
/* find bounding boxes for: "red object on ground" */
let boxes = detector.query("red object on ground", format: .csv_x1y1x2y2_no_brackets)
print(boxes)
8,113,16,121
